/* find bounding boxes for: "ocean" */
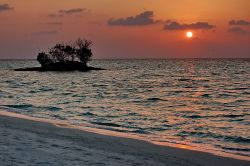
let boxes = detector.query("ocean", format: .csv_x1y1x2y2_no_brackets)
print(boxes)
0,59,249,158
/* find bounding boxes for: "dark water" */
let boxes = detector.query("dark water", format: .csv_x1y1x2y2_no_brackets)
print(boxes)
0,59,249,157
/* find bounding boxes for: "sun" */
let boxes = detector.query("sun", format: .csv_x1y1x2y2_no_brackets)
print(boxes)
186,31,193,38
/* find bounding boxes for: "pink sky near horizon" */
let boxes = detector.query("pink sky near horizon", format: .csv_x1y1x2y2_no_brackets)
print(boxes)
0,0,249,59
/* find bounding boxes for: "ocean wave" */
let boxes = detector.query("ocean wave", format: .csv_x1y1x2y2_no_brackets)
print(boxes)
132,129,150,134
3,104,33,109
91,122,121,127
218,146,250,152
42,106,62,111
82,112,96,116
184,115,202,119
146,97,167,101
178,78,192,82
177,131,250,144
2,104,62,112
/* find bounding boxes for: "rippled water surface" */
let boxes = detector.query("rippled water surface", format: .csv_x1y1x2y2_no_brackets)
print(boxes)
0,59,249,158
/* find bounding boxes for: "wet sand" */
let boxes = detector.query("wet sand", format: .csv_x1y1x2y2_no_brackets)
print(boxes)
0,110,249,166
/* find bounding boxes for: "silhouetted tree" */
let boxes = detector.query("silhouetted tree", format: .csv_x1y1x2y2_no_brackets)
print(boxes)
75,38,93,66
37,52,51,67
37,39,93,68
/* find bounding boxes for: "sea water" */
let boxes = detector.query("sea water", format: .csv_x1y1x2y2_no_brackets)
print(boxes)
0,59,249,158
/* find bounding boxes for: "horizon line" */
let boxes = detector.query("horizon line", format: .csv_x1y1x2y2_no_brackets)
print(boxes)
0,57,250,61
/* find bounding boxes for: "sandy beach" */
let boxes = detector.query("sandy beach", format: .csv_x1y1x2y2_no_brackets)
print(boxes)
0,110,249,166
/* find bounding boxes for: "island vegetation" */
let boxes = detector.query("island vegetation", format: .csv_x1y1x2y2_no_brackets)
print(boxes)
15,38,103,71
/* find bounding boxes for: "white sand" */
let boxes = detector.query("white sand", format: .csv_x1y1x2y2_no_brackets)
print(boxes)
0,110,249,166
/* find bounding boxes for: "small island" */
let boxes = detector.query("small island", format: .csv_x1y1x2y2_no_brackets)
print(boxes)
15,38,104,71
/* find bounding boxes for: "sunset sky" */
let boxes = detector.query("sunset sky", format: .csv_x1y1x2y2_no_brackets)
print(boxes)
0,0,249,59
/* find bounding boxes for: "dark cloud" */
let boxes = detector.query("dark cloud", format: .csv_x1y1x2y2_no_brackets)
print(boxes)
48,14,58,17
0,4,13,12
228,27,249,35
59,8,85,14
164,21,216,30
229,20,250,26
108,11,158,26
32,30,58,36
49,8,86,17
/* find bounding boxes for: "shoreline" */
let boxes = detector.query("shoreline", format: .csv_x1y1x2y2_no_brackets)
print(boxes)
0,110,249,166
0,109,248,161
